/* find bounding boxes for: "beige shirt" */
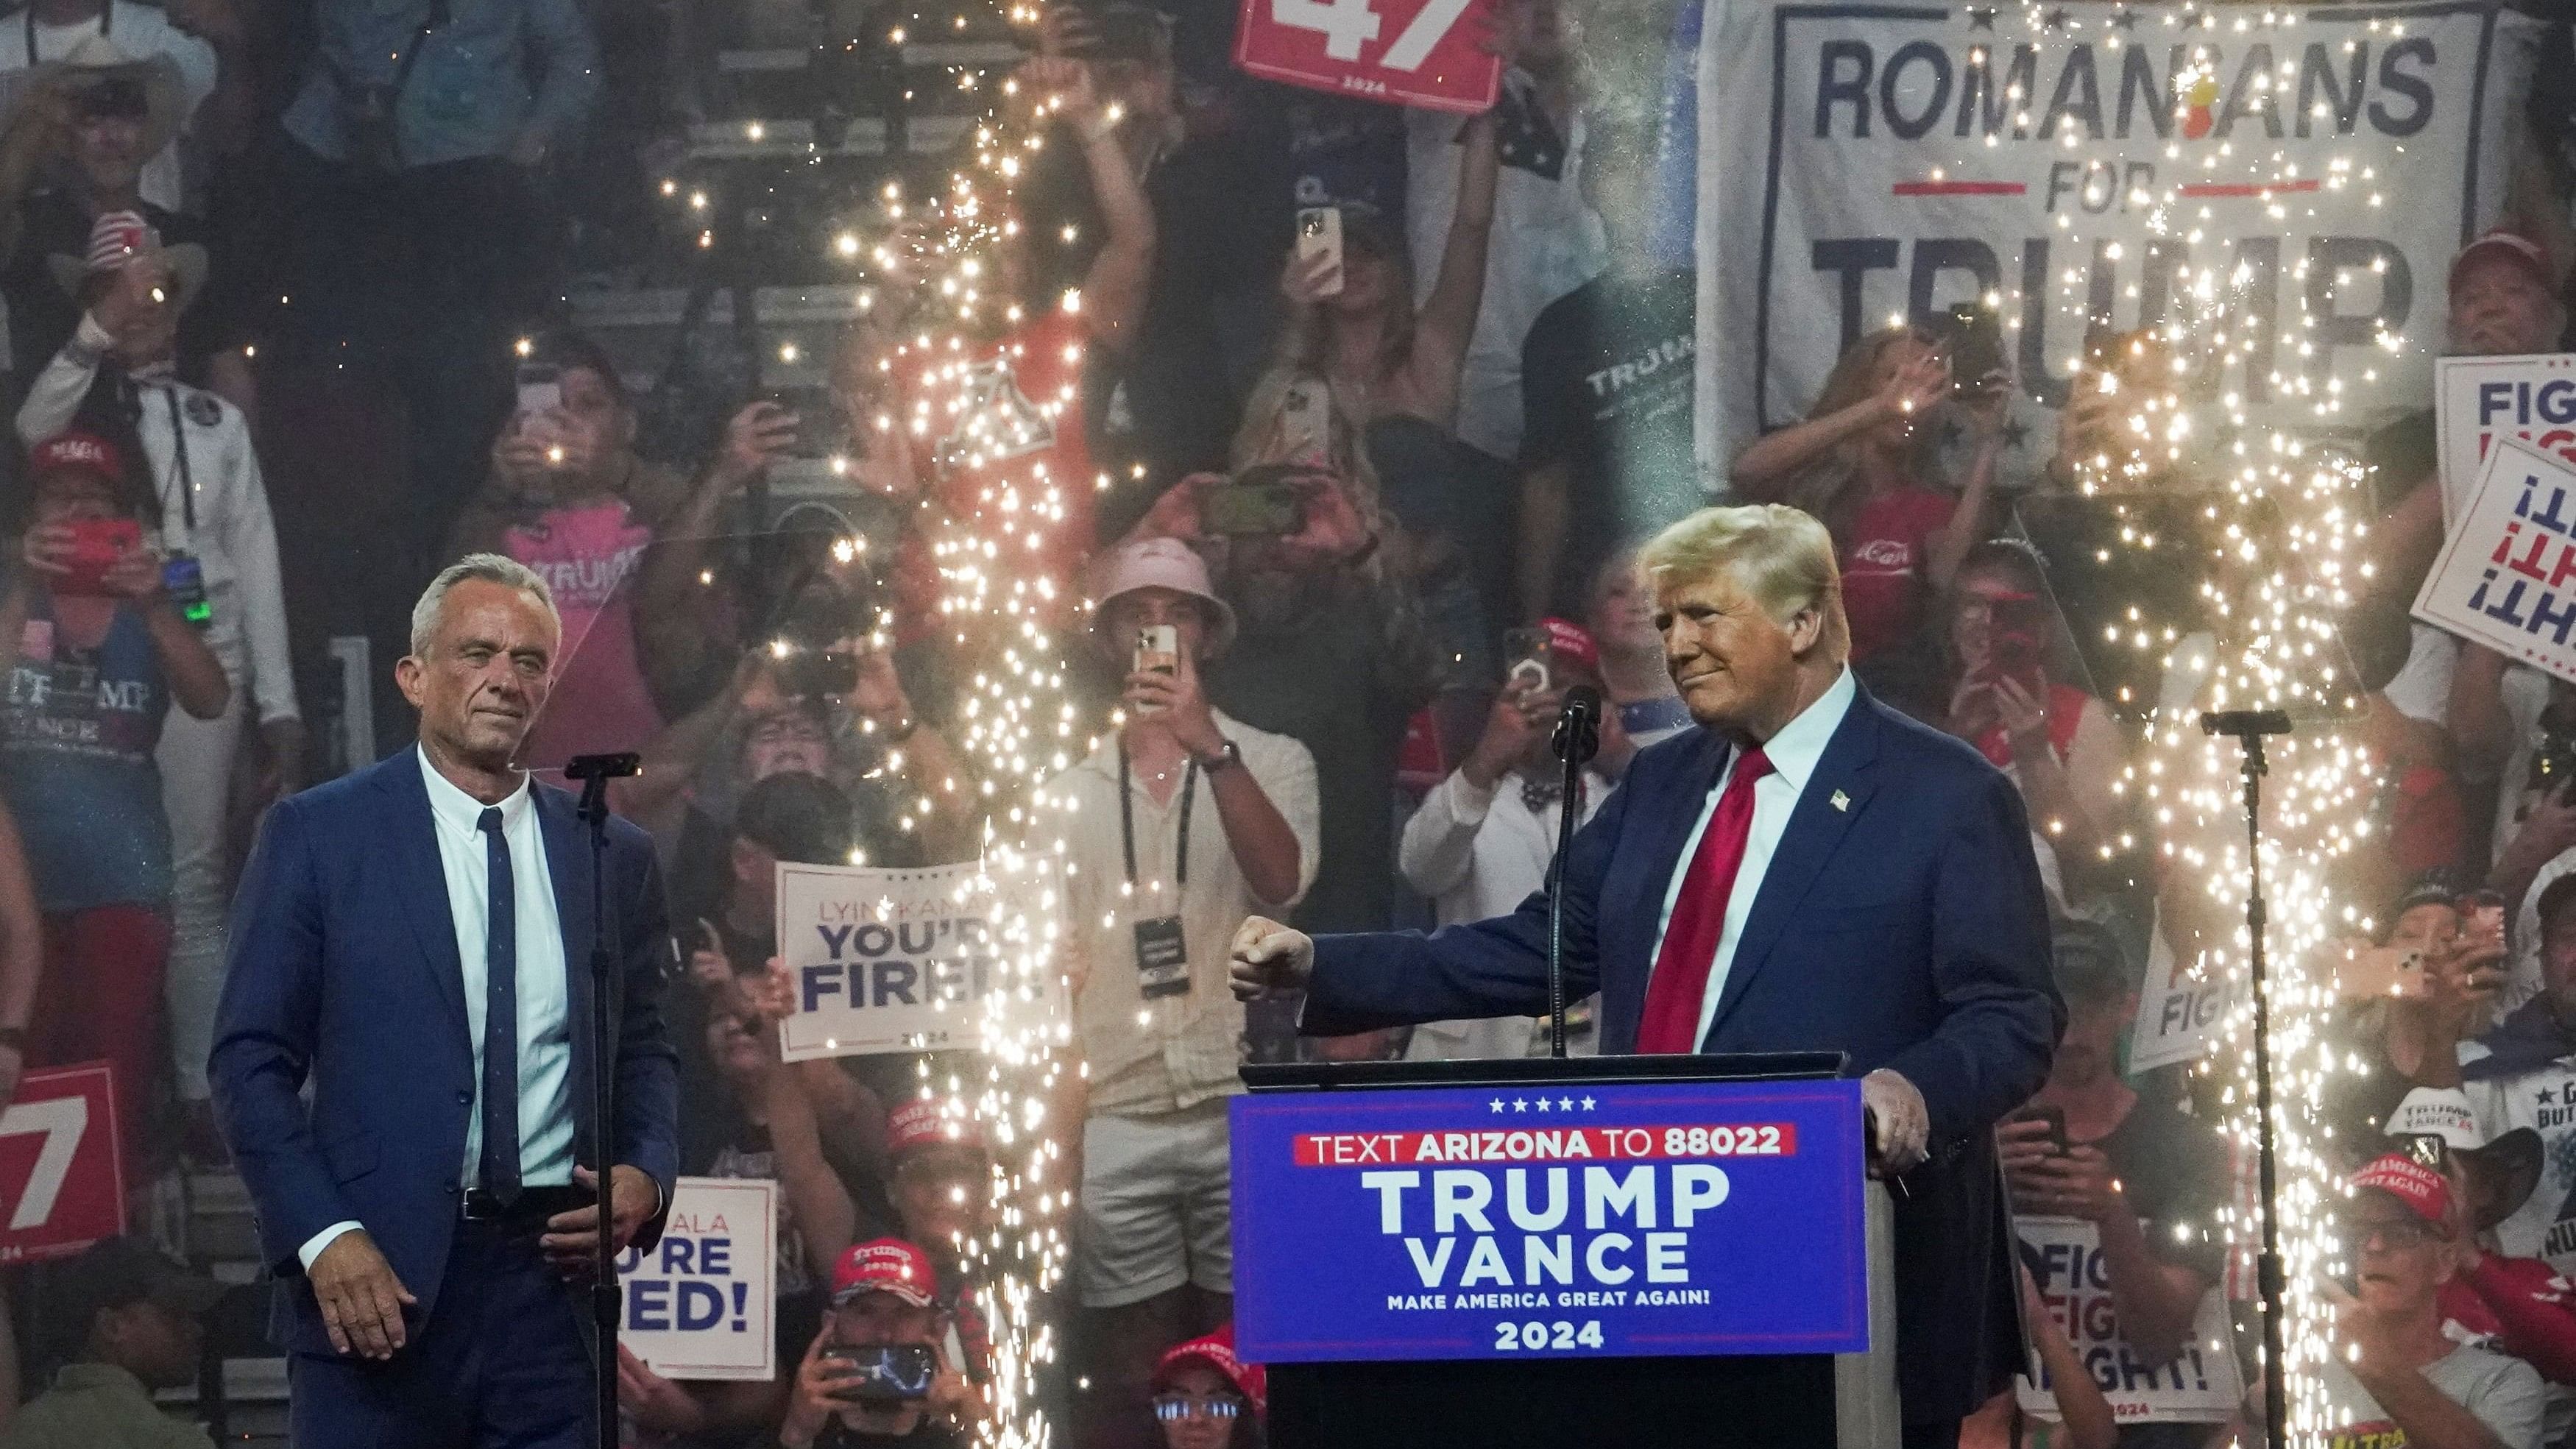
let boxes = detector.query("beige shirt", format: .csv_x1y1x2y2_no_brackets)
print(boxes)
0,1364,213,1449
1052,710,1319,1117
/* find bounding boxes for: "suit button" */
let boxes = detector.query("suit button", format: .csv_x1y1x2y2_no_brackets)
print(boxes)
456,1090,471,1105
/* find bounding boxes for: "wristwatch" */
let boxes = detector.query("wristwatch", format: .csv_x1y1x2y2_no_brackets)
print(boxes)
1193,739,1243,772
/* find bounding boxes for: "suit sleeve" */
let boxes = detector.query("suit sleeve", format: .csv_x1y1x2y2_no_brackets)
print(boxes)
615,832,683,1250
1300,772,1630,1035
1883,769,2062,1147
208,798,359,1275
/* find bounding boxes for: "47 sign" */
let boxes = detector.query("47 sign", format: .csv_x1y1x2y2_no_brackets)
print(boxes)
0,1065,124,1262
1234,0,1501,113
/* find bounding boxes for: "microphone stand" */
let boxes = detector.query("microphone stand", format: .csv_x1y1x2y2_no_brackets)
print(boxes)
2200,709,2291,1449
1546,690,1602,1059
565,751,642,1449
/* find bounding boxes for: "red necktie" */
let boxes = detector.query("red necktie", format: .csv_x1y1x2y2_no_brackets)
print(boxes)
1635,747,1774,1054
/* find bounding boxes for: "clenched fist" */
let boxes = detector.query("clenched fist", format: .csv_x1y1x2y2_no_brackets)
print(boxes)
1229,916,1314,1000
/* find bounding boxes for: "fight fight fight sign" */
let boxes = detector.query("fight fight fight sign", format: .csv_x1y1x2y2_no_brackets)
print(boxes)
1229,1078,1867,1361
2412,433,2576,687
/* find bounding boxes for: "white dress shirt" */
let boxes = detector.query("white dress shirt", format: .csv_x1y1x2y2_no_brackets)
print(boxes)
297,749,576,1267
1400,764,1606,1062
1648,667,1857,1048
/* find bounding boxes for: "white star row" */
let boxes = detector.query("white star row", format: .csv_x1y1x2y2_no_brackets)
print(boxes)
1486,1096,1600,1113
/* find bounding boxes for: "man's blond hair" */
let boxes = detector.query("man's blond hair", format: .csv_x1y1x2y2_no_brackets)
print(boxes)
1639,504,1850,660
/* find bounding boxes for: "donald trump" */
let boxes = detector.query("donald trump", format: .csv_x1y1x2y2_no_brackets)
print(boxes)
1230,503,2062,1446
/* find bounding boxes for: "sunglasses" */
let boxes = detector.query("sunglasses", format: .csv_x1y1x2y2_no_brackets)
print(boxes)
2346,1214,2441,1249
1152,1393,1245,1423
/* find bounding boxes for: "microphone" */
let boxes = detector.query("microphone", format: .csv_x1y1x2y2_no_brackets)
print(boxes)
2198,710,2292,739
562,752,643,781
1544,686,1603,1060
1553,685,1603,765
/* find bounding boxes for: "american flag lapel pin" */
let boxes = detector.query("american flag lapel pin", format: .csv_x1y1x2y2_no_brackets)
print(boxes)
1830,790,1850,812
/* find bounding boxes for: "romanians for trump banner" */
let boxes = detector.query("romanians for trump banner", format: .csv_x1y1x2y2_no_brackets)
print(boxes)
1692,0,2544,475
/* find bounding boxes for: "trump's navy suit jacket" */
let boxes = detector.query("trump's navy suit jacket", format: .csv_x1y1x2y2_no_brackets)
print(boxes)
209,751,682,1356
1303,684,2062,1422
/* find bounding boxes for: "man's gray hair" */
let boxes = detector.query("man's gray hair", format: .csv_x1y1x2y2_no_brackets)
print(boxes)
408,553,559,657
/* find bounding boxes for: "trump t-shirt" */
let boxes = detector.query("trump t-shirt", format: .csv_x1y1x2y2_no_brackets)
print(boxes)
2315,1343,2544,1449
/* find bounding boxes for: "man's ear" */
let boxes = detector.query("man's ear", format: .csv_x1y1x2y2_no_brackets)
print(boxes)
1785,606,1825,657
394,654,426,710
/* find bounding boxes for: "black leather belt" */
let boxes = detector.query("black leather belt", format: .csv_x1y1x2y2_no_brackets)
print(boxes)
459,1183,592,1226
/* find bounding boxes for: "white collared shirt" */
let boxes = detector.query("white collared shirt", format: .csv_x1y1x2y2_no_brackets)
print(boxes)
297,749,576,1268
1649,667,1858,1048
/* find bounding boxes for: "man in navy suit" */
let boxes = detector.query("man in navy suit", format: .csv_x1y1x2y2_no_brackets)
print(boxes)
211,553,680,1447
1231,503,2060,1447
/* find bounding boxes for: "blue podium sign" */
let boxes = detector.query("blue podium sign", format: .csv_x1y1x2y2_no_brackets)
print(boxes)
1230,1077,1869,1363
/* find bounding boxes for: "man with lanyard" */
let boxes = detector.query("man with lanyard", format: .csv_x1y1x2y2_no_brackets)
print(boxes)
1043,537,1317,1448
18,209,297,1163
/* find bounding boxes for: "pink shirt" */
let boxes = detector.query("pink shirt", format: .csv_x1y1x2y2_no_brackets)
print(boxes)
503,500,663,771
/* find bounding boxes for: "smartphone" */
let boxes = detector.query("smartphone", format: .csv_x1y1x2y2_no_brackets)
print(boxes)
1201,479,1306,536
1132,624,1178,714
515,362,565,462
1277,375,1334,469
1502,626,1552,695
820,1344,939,1403
514,362,562,422
2014,1105,2068,1155
1295,206,1345,299
54,517,141,597
1938,301,2007,394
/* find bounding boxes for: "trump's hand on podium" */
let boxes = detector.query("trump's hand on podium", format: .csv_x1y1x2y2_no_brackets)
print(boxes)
310,1229,416,1359
1229,916,1313,999
1860,1069,1929,1177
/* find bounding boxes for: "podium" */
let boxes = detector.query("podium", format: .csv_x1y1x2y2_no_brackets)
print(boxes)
1230,1053,1900,1449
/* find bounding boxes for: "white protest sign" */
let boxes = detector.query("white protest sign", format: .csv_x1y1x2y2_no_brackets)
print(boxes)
776,860,1058,1061
2437,354,2576,522
2411,433,2576,687
2014,1215,2241,1424
2126,920,2226,1073
1694,0,2542,473
618,1177,776,1381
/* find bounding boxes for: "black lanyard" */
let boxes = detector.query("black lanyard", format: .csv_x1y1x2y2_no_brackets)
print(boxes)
1116,740,1197,888
160,386,196,534
28,1,107,65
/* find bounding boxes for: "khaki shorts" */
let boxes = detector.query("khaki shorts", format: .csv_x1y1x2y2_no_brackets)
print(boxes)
1076,1099,1234,1308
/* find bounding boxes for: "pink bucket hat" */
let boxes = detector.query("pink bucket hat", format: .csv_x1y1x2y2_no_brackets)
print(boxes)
1091,536,1238,659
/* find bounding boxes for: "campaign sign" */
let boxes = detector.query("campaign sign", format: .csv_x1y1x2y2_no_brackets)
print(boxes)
778,860,1057,1061
1230,1078,1867,1362
2014,1216,2241,1424
617,1177,776,1381
1233,0,1501,114
1693,0,2540,472
0,1063,124,1264
2437,354,2576,522
2411,433,2576,687
2126,925,2225,1074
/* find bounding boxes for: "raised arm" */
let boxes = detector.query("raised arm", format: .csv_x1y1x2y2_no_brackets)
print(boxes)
1402,111,1500,426
1733,348,1945,500
1029,59,1156,359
